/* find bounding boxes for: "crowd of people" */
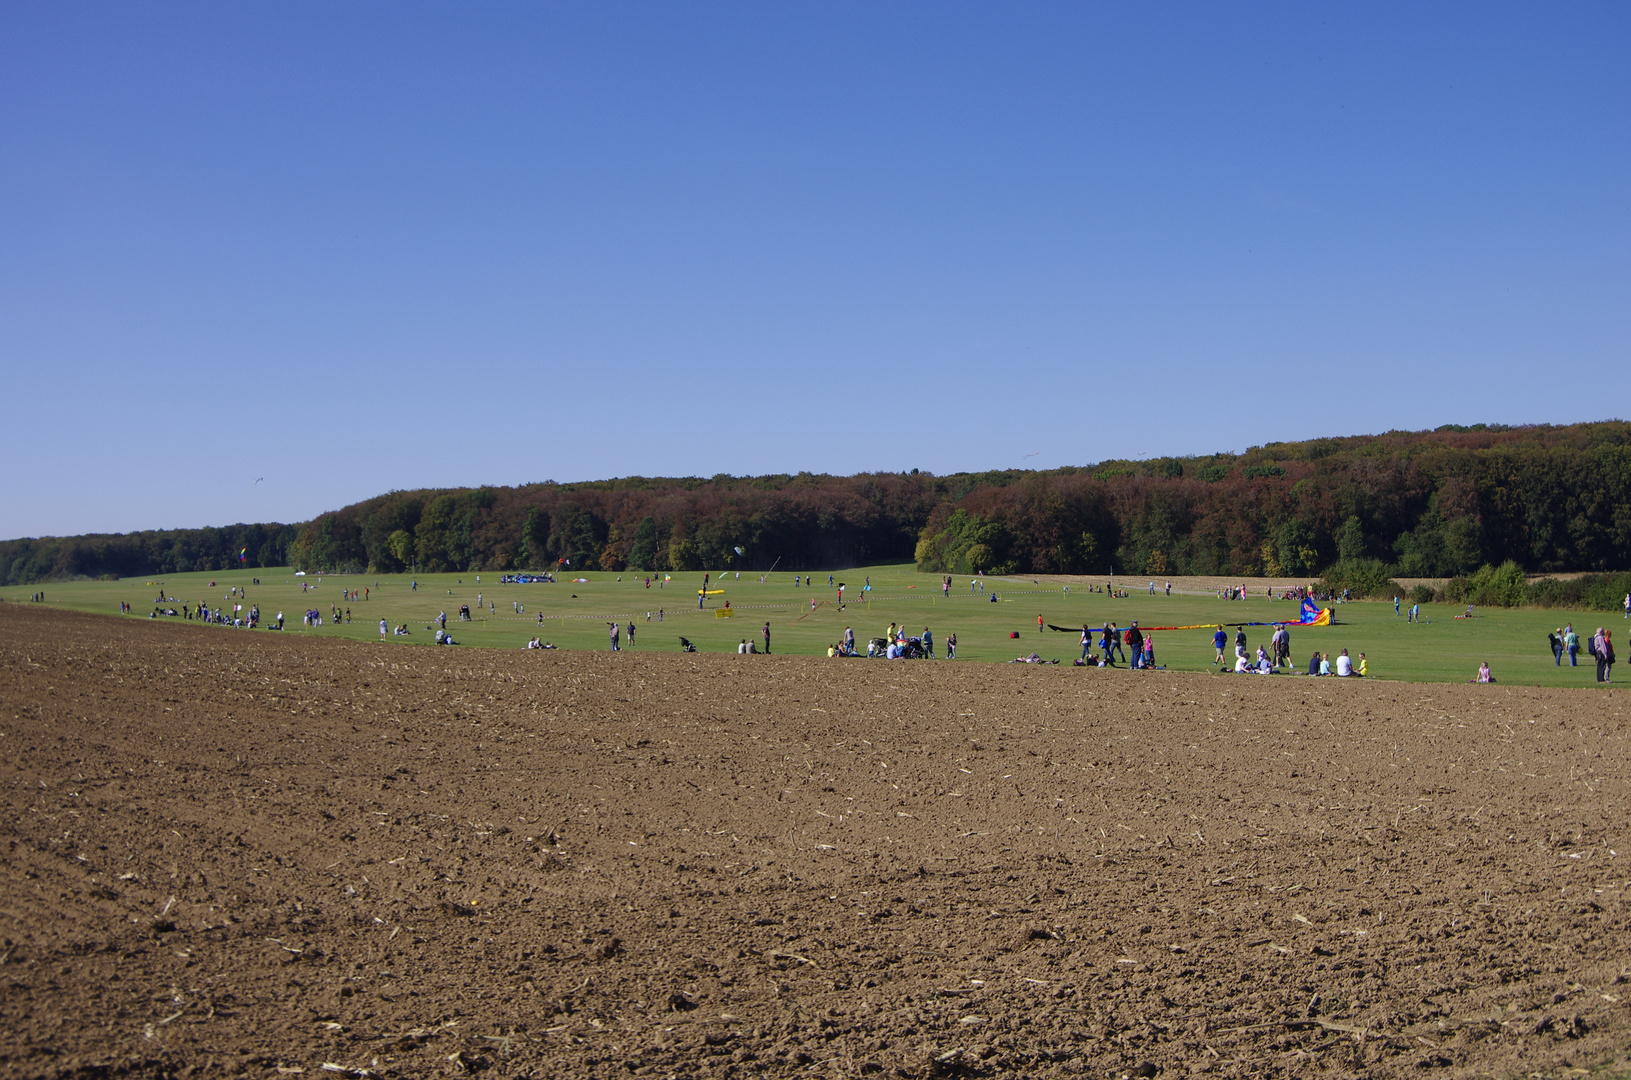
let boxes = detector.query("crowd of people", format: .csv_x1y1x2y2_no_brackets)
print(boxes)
1207,621,1369,677
813,622,956,659
80,573,1627,690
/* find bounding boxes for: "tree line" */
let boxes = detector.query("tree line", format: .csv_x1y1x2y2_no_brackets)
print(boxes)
6,422,1630,591
0,523,297,586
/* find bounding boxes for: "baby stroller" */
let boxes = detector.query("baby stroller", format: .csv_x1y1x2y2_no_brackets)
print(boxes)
678,636,698,653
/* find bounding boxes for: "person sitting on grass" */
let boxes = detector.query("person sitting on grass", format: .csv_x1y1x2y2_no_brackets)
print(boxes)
1335,648,1353,677
1472,662,1494,683
1307,651,1322,676
1319,653,1332,676
1234,652,1252,673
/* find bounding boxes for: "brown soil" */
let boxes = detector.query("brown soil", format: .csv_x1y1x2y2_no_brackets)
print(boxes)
3,606,1629,1080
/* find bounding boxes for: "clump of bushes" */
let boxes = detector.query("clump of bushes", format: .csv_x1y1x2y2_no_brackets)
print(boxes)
1444,560,1528,607
1438,565,1631,611
1525,570,1631,611
1320,558,1404,600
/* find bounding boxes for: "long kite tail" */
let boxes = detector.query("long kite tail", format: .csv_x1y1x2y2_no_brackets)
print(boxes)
1049,620,1325,633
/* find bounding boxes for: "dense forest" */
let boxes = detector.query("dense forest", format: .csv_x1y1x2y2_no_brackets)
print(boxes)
0,522,298,586
5,422,1630,590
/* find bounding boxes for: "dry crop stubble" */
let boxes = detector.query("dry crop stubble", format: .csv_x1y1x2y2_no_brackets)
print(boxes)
2,605,1630,1079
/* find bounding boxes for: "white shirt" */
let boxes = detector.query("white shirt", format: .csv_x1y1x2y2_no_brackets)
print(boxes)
1336,654,1353,676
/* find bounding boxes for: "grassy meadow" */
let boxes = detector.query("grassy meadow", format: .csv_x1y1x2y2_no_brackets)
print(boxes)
3,563,1623,688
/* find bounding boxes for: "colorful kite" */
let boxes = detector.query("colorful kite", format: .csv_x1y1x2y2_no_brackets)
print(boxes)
1297,598,1333,626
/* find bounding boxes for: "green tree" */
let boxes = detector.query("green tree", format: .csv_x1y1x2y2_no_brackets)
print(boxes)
1276,519,1318,577
414,496,458,571
667,537,699,571
1338,515,1365,562
628,517,659,571
518,507,549,570
387,530,414,570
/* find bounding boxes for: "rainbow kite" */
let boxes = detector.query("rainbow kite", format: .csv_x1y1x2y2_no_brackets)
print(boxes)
239,548,248,563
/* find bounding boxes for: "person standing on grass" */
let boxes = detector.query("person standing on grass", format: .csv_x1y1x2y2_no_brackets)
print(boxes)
1125,622,1144,669
1085,624,1097,662
609,622,620,651
762,621,771,654
921,627,933,657
1213,625,1227,665
1038,613,1045,634
844,626,855,653
627,621,636,647
380,618,388,641
1593,627,1609,682
1104,622,1122,664
1566,624,1579,666
946,632,957,659
1601,630,1616,682
1549,628,1563,665
1394,596,1400,616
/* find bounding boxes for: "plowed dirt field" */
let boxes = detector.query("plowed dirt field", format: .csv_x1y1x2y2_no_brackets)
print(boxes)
3,607,1629,1079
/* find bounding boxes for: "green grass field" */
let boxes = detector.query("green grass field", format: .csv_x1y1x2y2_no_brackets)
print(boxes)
3,563,1623,687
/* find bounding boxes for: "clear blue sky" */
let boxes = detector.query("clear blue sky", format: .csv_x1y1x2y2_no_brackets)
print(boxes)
3,3,1627,538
